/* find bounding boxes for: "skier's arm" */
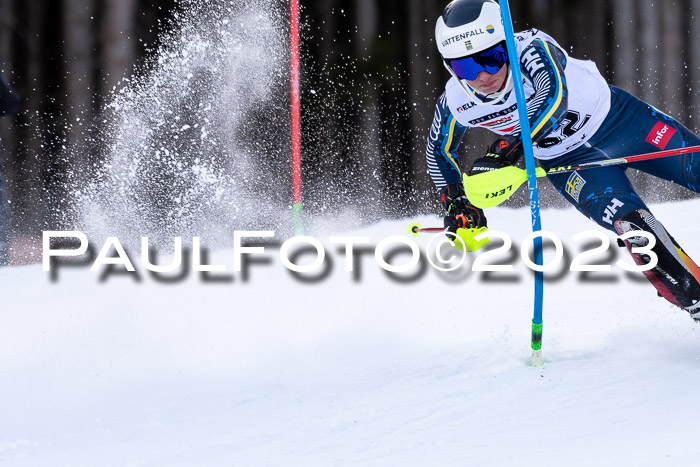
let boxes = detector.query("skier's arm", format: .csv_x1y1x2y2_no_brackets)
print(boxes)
513,39,569,143
425,92,468,190
426,93,489,251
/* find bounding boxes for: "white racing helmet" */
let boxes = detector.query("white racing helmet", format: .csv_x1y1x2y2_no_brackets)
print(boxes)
435,0,513,104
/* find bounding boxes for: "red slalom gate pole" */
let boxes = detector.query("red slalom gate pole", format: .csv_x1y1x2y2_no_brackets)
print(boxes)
290,0,303,235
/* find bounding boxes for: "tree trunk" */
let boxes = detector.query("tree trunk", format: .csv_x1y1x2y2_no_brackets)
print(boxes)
407,0,440,206
611,0,638,94
353,0,383,217
588,0,609,77
638,0,661,107
101,0,137,94
63,0,95,180
10,0,46,234
0,0,14,153
660,1,683,119
690,0,700,131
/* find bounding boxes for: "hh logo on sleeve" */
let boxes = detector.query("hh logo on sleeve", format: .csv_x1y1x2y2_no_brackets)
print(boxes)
645,122,676,149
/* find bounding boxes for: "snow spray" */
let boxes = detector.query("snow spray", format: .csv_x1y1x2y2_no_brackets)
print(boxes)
73,0,291,250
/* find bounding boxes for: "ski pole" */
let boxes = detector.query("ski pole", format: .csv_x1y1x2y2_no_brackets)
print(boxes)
543,143,700,175
464,144,700,209
407,222,443,236
407,222,490,252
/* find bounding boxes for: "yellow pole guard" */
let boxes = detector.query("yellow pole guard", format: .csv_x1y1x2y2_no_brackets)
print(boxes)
449,226,490,252
463,166,547,209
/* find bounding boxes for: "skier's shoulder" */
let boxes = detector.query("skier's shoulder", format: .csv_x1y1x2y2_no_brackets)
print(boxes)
514,29,565,55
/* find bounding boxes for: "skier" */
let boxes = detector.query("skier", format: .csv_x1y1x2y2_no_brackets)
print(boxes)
426,0,700,318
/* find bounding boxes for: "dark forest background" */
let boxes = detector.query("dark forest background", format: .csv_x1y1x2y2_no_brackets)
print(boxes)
0,0,698,260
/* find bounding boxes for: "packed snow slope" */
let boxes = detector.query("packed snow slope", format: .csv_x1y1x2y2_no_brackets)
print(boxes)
2,200,700,466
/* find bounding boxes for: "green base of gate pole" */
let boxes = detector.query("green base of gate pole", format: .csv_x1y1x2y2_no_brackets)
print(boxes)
293,203,304,236
531,320,543,366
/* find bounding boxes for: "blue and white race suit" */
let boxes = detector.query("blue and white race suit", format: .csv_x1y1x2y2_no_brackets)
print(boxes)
426,29,700,231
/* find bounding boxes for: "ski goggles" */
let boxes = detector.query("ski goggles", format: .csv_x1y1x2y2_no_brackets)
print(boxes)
447,42,508,81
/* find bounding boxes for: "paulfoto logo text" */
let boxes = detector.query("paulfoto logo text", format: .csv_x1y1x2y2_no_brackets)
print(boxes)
42,230,658,285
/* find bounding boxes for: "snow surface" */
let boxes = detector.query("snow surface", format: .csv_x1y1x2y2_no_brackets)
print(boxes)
2,200,700,466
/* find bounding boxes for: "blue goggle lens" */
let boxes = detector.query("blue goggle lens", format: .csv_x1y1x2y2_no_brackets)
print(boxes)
449,43,508,81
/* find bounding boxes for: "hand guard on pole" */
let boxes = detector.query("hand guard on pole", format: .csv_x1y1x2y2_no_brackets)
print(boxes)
439,183,489,252
469,135,523,176
440,183,487,230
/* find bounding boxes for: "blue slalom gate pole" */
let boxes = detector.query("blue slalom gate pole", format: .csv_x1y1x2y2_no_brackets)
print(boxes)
499,0,544,366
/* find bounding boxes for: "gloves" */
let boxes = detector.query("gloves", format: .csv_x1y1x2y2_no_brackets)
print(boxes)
439,183,489,252
468,135,523,176
439,183,487,234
